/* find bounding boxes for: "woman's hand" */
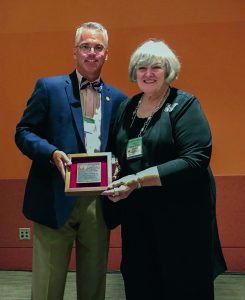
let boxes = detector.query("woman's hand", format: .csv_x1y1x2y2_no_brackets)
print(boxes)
101,166,161,202
101,174,140,202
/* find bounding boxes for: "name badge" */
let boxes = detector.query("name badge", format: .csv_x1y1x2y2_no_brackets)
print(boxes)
84,117,95,134
126,137,143,160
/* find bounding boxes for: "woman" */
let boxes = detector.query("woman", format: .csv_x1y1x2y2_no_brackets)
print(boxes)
102,39,227,300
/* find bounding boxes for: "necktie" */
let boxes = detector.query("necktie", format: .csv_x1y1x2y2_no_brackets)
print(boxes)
80,78,102,93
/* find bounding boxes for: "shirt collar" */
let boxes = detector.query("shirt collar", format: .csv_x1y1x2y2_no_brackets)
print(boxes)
76,69,100,86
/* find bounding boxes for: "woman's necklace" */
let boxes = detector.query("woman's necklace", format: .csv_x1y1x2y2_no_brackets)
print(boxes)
130,87,170,137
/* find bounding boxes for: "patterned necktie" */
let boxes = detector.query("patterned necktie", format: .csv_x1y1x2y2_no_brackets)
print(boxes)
80,78,102,93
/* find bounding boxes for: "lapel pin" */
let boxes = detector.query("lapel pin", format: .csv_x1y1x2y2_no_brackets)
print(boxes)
106,96,110,102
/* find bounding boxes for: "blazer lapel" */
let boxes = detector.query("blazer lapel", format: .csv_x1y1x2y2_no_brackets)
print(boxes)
65,71,86,147
100,83,112,151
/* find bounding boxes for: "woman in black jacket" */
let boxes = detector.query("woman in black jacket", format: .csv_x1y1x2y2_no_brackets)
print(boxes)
102,39,227,300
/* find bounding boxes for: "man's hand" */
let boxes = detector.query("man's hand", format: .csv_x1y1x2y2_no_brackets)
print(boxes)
52,150,71,181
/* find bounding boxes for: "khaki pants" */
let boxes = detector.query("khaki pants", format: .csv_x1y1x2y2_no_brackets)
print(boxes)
31,196,109,300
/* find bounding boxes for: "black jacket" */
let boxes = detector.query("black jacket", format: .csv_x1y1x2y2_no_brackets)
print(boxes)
102,87,227,279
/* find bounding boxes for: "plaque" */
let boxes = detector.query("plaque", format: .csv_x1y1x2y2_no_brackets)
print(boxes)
65,152,112,196
76,162,101,184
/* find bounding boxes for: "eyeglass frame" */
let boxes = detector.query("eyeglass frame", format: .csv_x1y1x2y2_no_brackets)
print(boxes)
76,43,105,54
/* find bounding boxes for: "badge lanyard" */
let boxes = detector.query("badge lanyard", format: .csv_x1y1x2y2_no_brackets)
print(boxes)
126,88,170,160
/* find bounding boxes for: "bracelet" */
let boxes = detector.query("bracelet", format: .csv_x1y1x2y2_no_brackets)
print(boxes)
135,174,142,189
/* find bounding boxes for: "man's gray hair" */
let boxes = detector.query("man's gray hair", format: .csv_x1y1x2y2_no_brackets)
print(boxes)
75,22,108,48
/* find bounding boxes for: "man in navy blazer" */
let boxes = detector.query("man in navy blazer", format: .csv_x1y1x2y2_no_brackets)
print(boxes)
15,22,127,300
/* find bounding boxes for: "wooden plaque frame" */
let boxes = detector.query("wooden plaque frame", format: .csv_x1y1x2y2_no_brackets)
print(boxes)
65,152,112,196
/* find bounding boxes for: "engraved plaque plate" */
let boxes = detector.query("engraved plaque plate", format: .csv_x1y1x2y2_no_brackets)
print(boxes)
76,162,101,184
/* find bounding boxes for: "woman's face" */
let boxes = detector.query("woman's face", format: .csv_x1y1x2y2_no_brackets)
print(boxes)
136,61,167,95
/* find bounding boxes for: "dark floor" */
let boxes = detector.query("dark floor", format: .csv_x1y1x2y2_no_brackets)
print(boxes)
0,271,244,299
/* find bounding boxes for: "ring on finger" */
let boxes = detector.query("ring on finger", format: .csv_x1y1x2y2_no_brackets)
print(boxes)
112,188,116,197
112,188,120,197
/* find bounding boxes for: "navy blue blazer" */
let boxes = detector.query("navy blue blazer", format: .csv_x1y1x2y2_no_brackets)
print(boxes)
15,70,127,228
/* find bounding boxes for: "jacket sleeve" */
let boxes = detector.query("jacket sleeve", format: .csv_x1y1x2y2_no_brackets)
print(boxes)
157,96,212,185
107,98,129,155
102,99,129,229
15,79,58,161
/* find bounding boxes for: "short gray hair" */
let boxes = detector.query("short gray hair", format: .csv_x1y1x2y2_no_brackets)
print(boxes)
129,39,181,84
75,22,108,48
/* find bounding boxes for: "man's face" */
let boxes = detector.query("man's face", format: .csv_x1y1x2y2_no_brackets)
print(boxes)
73,29,108,81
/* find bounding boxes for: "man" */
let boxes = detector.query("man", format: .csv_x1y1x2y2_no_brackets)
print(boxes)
15,22,127,300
